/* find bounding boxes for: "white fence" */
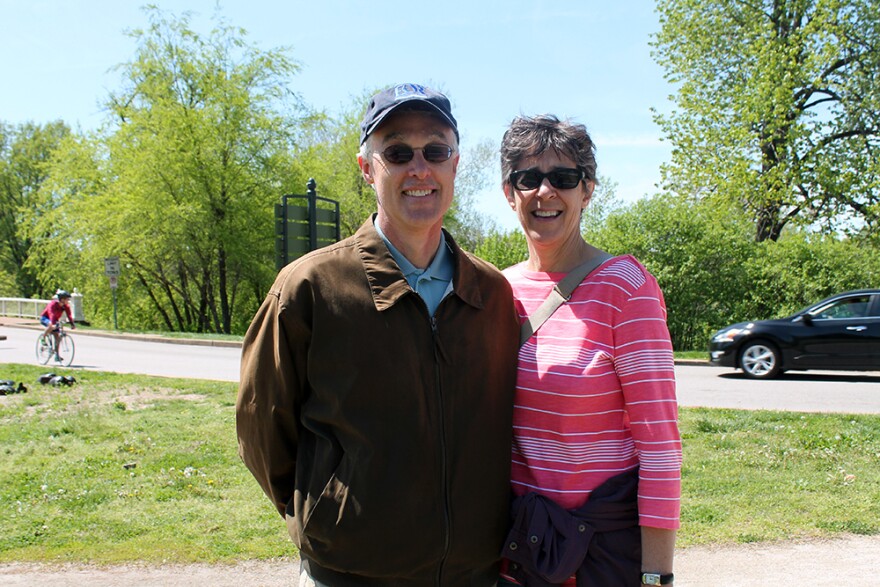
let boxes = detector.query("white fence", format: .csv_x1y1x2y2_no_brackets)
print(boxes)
0,291,85,322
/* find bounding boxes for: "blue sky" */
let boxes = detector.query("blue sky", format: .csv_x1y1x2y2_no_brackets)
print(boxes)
1,0,673,231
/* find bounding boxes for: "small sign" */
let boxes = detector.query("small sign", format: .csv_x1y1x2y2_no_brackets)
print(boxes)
104,257,121,276
108,275,118,289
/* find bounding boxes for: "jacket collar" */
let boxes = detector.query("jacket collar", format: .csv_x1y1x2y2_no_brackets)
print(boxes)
355,215,484,312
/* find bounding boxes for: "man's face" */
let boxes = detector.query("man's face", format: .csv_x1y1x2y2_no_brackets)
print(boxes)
358,110,459,237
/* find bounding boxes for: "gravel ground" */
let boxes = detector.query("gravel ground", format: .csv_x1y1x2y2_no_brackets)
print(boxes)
2,533,878,586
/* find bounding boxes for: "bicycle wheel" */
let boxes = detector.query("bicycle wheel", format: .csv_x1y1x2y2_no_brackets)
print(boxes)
35,334,53,365
55,334,75,367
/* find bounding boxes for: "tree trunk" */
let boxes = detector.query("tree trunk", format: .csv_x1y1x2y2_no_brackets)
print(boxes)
217,245,231,334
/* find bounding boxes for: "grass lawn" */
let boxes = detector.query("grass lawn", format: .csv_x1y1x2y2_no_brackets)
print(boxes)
1,363,877,564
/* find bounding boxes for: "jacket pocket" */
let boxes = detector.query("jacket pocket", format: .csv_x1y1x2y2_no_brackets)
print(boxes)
302,457,352,545
296,453,445,575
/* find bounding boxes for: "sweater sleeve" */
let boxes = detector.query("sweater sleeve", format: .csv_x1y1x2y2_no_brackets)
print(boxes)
613,273,682,529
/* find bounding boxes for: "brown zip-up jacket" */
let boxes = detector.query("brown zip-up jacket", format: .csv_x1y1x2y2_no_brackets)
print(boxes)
236,217,520,586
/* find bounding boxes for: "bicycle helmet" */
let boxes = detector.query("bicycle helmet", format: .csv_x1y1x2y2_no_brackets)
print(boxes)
56,289,71,299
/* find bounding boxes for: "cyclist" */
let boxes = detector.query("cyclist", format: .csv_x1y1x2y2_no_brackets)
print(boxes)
40,290,76,362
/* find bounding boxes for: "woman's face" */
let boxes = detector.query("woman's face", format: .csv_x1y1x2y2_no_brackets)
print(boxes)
504,149,593,252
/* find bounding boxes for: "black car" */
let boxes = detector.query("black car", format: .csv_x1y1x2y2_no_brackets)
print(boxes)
709,289,880,379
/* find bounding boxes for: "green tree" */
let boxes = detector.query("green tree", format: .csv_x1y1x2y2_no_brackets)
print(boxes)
34,7,301,333
593,195,756,350
287,95,376,238
653,0,880,242
747,232,880,319
473,229,528,271
0,120,70,297
582,174,624,237
444,137,500,251
587,193,880,350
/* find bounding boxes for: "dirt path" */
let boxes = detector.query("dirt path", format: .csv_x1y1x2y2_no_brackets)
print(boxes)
2,534,878,586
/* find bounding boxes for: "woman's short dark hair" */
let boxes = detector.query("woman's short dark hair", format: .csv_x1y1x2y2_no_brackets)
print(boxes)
500,114,598,186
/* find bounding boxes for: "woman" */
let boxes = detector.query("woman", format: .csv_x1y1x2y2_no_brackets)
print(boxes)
498,115,681,587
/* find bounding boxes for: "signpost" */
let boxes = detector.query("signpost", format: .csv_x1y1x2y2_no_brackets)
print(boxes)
275,179,340,270
104,256,120,329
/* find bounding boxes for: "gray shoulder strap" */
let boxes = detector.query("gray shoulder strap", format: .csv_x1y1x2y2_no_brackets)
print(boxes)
519,252,613,347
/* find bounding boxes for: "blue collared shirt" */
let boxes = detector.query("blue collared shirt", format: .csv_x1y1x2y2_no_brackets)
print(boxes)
375,223,454,316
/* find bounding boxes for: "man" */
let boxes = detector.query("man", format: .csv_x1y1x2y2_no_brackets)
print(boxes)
236,83,520,587
40,289,75,362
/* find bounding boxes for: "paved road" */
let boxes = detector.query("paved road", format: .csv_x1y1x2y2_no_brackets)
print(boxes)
0,324,241,381
675,363,880,414
4,322,879,414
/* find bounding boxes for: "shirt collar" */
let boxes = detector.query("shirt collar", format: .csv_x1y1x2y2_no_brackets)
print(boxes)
374,222,454,283
354,216,485,312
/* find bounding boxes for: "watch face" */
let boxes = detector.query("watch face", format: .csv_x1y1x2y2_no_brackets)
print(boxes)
642,573,674,585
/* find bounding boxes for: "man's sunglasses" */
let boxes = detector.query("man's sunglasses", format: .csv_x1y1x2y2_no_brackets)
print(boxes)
381,143,455,165
509,168,585,191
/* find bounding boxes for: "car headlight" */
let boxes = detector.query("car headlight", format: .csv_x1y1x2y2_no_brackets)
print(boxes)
712,327,749,343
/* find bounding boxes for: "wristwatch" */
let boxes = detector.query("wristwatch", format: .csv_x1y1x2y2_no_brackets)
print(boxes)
641,572,674,585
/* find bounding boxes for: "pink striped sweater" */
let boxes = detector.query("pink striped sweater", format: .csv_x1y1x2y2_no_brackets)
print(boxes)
503,255,682,530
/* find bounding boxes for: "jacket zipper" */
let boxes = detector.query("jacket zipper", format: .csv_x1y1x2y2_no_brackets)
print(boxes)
431,314,451,586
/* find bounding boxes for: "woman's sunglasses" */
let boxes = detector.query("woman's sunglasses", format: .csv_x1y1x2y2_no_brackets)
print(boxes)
509,168,585,191
381,143,455,165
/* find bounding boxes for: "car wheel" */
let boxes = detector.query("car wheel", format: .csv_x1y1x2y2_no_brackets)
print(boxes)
739,340,782,379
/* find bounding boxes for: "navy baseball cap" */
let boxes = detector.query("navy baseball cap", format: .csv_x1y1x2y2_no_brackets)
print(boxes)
360,83,459,145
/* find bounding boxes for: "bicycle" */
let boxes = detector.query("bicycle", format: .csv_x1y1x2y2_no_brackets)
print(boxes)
36,322,76,367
